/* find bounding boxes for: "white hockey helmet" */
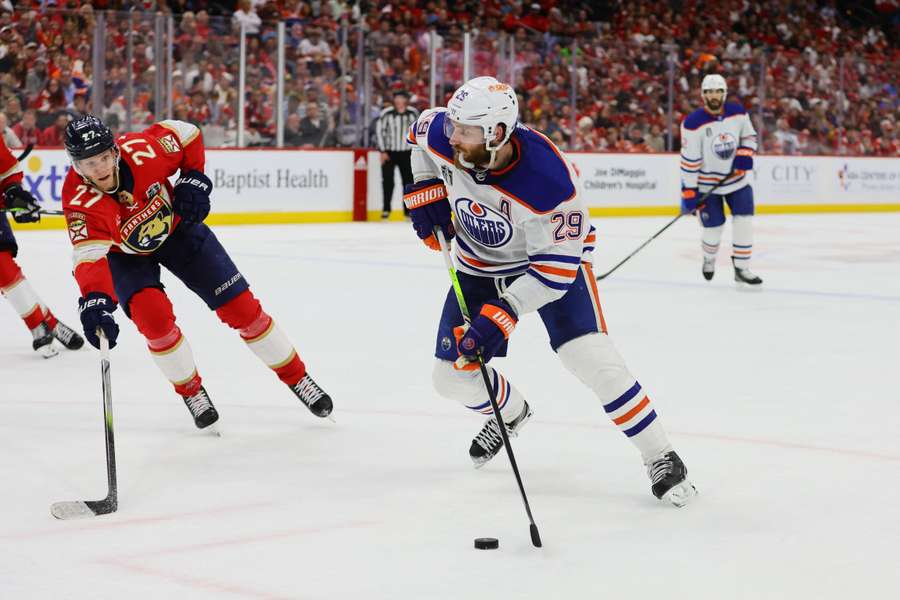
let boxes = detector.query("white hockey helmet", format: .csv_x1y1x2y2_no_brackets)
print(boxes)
701,74,728,96
445,76,519,151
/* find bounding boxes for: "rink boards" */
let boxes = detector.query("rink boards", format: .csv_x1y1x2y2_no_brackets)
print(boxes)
10,148,900,229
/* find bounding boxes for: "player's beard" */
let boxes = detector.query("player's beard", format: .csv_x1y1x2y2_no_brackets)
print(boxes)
704,98,723,112
453,145,491,170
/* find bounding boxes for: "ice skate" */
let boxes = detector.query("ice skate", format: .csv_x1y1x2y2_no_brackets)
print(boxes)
182,386,220,429
290,373,333,418
647,451,697,507
702,256,715,281
31,322,58,358
732,257,762,286
469,401,532,468
52,321,85,350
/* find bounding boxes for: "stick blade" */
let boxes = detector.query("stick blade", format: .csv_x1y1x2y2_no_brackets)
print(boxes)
51,499,117,520
530,524,543,548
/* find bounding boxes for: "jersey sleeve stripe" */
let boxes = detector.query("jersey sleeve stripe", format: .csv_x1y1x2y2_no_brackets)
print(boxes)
530,263,578,279
527,253,581,264
526,268,573,291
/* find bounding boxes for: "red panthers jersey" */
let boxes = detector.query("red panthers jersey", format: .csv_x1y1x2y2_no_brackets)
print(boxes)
62,120,206,299
0,136,24,198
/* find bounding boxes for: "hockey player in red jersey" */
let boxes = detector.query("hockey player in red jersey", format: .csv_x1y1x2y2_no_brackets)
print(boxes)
61,115,333,428
0,138,84,357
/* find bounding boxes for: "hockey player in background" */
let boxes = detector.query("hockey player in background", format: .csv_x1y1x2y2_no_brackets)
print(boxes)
680,74,762,285
0,137,84,357
403,76,697,507
61,115,333,429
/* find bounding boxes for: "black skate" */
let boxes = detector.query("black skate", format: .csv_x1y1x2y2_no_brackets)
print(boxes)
182,386,219,429
647,451,697,507
733,257,762,286
290,373,333,418
702,257,715,281
31,322,58,358
469,401,533,468
52,321,85,350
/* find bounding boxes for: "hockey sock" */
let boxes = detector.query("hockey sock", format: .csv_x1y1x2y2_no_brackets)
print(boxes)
558,333,671,462
41,305,59,329
130,288,202,396
433,359,526,422
732,215,753,268
0,251,47,331
701,224,724,260
216,290,306,386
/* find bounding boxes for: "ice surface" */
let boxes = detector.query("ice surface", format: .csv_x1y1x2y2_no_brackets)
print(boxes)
1,214,898,599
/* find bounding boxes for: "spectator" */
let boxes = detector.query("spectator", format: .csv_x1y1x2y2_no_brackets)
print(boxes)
0,113,22,148
38,111,69,146
283,112,305,146
12,109,40,147
232,0,262,35
298,102,332,147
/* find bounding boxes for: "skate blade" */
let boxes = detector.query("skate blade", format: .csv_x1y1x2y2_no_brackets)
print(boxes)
326,414,336,424
38,344,59,359
661,480,698,508
204,423,222,437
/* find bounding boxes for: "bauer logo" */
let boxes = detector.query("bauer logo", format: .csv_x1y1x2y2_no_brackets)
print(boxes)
711,133,736,160
455,198,512,248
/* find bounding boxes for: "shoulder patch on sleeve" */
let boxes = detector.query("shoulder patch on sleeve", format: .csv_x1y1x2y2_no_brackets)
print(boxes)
156,120,200,146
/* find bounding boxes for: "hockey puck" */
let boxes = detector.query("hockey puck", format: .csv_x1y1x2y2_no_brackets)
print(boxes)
474,537,499,550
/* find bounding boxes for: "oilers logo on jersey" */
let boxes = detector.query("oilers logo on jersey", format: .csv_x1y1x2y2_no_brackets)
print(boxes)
454,198,513,248
712,132,737,160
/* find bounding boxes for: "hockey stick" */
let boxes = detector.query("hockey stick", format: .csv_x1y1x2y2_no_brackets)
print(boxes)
435,228,543,548
595,172,735,281
39,209,64,216
51,332,118,519
16,144,34,163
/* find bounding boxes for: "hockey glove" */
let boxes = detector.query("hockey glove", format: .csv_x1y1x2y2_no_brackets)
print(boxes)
452,299,517,370
404,178,454,251
173,170,212,224
3,184,41,223
79,292,119,350
680,187,700,214
733,148,753,172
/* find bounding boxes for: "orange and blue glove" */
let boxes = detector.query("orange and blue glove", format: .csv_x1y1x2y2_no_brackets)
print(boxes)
680,186,700,214
403,178,454,251
452,299,517,370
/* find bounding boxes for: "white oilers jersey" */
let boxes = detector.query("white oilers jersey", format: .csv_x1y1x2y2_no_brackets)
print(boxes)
407,108,596,316
680,102,757,195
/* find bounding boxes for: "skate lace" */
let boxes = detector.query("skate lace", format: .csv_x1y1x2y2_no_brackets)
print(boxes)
648,455,674,484
53,323,76,345
185,389,212,417
473,419,504,452
292,376,324,407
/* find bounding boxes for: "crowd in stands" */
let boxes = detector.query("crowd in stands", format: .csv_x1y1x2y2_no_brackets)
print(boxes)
0,0,897,156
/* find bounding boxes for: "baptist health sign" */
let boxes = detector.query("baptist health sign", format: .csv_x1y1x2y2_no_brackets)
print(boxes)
17,149,355,219
12,149,900,223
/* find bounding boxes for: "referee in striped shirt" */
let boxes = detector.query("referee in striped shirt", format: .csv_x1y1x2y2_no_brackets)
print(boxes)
376,90,419,218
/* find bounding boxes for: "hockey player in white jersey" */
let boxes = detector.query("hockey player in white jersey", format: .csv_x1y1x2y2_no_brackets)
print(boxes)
403,76,696,507
681,74,762,285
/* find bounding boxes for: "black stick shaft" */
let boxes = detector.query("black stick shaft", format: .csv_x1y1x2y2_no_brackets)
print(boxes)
595,173,734,281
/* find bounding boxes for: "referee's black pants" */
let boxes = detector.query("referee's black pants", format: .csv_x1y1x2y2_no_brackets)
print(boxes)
381,150,414,215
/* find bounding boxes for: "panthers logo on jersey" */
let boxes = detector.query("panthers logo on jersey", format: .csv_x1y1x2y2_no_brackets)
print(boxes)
119,189,174,254
455,198,513,248
711,132,737,160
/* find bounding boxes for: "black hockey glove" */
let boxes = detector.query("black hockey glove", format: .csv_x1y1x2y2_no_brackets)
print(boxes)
79,292,119,350
173,170,212,224
3,184,41,223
